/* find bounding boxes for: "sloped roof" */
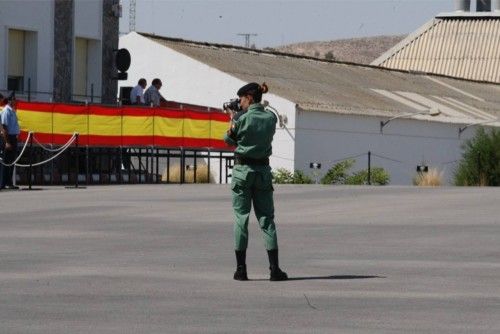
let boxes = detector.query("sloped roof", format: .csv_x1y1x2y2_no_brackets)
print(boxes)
371,16,500,83
137,32,500,125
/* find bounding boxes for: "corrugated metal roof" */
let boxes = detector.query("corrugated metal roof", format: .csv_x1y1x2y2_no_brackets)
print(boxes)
137,33,500,125
371,17,500,83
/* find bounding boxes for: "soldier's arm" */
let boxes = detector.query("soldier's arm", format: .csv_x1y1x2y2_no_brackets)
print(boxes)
223,117,241,146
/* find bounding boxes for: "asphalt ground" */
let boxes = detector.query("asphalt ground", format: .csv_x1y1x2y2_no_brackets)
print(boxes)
0,185,499,333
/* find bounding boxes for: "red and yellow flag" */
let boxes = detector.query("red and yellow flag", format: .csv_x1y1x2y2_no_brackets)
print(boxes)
16,101,230,149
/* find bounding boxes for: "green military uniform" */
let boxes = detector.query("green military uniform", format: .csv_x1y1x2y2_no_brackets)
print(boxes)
223,103,278,251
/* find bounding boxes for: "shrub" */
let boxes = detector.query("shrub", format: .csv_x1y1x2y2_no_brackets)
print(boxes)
454,128,500,186
345,167,390,185
324,51,335,60
413,168,444,186
273,168,313,184
320,159,355,184
321,159,390,185
292,170,314,184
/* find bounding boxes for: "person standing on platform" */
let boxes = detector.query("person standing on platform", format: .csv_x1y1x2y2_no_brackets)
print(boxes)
144,78,166,107
130,78,147,105
223,82,288,282
1,92,20,190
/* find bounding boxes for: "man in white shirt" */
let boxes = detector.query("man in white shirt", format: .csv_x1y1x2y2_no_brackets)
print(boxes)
1,92,20,190
129,78,147,105
144,78,166,107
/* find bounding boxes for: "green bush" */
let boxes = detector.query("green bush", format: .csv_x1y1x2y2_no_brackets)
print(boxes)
454,128,500,186
272,168,313,184
345,167,390,185
321,159,390,185
320,159,355,184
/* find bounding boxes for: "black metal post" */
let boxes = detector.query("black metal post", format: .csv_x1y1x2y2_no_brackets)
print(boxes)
367,150,371,185
219,152,223,184
107,148,112,184
85,146,89,185
90,84,94,104
146,147,150,183
207,149,211,183
155,148,159,183
75,134,80,188
28,133,34,190
119,146,123,184
28,78,31,102
193,150,197,183
180,148,185,184
127,148,131,184
138,148,142,184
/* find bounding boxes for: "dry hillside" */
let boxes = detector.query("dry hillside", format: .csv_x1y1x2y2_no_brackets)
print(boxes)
272,35,406,65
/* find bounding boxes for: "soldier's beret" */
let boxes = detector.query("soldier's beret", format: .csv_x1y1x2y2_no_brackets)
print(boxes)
237,82,260,97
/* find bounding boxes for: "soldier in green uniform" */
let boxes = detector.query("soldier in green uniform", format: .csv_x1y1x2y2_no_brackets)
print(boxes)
223,82,288,281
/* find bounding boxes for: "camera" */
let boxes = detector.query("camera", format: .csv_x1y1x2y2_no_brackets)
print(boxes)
222,98,242,112
223,98,246,121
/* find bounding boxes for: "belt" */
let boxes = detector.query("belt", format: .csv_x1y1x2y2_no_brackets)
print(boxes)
234,156,269,166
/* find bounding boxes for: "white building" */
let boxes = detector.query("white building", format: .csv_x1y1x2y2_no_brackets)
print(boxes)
372,0,500,83
119,32,500,185
0,0,120,103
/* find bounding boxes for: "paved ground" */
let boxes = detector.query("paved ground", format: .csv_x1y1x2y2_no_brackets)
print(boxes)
1,185,499,333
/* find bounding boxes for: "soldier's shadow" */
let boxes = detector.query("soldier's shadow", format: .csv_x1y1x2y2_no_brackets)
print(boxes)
250,275,384,281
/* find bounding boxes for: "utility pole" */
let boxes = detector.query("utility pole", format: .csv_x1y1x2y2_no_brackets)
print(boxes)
237,33,258,48
129,0,136,32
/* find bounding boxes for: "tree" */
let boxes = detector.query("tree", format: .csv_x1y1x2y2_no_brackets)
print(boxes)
454,128,500,186
324,51,335,60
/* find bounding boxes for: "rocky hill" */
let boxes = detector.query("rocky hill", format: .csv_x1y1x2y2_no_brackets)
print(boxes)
271,35,406,65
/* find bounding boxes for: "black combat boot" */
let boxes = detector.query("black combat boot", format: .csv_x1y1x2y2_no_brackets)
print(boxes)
233,250,248,281
267,249,288,281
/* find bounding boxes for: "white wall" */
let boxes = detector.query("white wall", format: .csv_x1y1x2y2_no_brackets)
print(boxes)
75,0,102,102
0,0,54,99
295,110,479,185
119,32,297,181
74,0,102,40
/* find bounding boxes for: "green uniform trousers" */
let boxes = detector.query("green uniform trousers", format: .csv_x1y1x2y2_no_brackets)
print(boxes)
231,165,278,251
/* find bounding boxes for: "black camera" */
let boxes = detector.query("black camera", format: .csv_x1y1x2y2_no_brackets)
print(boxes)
222,98,242,112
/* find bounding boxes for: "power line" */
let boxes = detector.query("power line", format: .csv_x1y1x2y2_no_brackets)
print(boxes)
237,33,257,48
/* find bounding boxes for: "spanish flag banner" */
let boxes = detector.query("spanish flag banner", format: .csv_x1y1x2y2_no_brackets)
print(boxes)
16,101,230,149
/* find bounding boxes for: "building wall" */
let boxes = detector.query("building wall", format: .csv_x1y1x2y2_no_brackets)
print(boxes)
295,110,478,185
0,0,114,103
119,33,297,181
0,0,55,99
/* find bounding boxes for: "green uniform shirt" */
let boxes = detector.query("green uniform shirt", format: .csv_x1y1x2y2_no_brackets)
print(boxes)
223,103,277,160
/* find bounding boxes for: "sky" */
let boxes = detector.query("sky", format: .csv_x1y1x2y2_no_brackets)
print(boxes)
119,0,455,48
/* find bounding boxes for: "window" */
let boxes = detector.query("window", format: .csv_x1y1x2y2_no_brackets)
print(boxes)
8,29,25,92
73,37,89,99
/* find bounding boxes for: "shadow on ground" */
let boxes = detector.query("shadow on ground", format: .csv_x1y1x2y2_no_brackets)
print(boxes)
250,275,384,281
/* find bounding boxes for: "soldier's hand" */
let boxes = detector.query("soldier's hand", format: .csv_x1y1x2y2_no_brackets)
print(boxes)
5,142,12,151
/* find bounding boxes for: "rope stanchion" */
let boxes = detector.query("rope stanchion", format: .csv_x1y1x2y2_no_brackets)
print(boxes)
15,133,77,167
28,134,34,190
65,133,86,190
0,132,33,167
32,135,69,153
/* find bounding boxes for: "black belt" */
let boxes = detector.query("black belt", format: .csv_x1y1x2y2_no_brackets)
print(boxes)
234,156,269,166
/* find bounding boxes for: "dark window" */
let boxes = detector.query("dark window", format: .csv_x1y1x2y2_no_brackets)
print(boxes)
7,76,23,92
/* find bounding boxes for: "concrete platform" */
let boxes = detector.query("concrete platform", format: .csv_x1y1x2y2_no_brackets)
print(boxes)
1,185,499,333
